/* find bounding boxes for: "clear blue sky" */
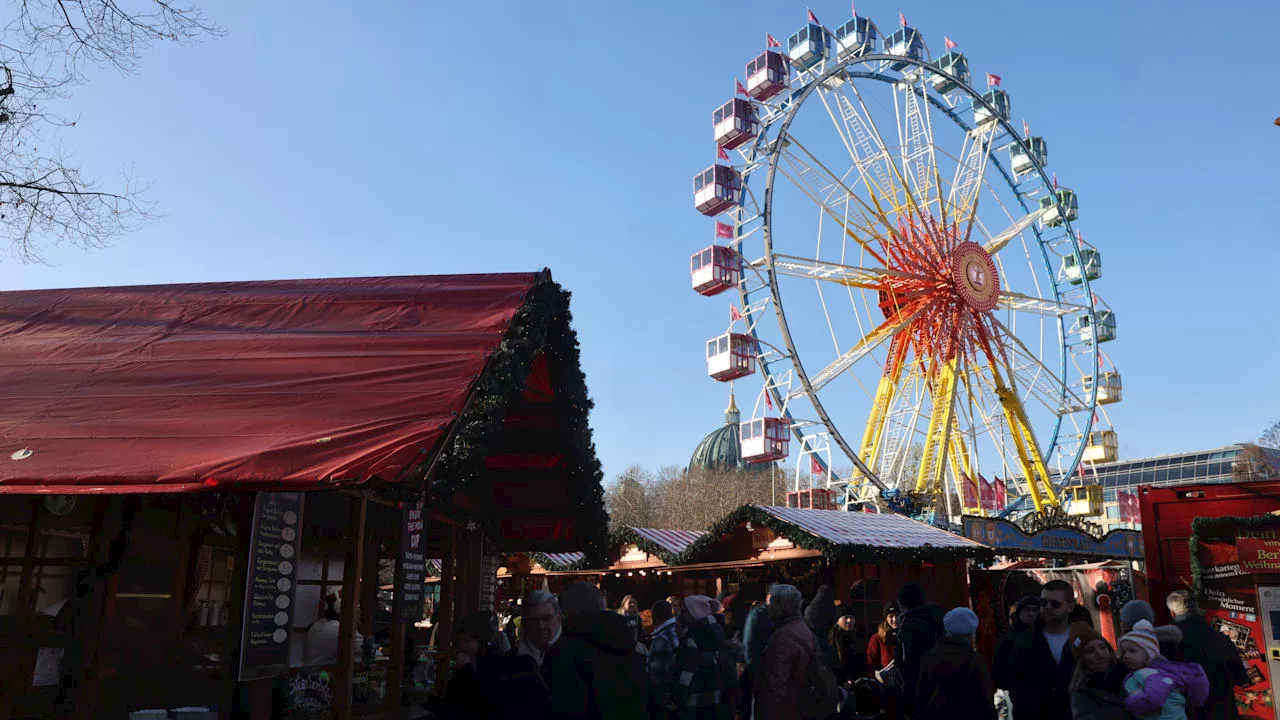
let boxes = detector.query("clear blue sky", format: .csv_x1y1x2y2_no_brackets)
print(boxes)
2,1,1278,484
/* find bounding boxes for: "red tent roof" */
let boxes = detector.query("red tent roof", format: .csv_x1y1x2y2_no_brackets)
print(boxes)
0,273,538,493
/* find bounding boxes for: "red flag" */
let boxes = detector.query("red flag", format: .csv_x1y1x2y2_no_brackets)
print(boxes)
979,476,995,510
899,11,907,26
851,1,857,16
1118,491,1136,523
944,36,957,51
994,478,1008,510
811,456,824,476
766,33,782,48
716,221,734,239
730,305,743,322
765,390,773,410
718,145,730,161
1023,119,1030,137
736,80,750,97
960,474,978,508
807,8,820,24
1053,172,1059,189
986,73,1001,87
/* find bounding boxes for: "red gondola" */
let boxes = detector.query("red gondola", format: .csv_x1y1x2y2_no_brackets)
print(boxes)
691,245,741,296
713,98,759,150
787,488,835,510
693,164,740,216
741,416,789,463
706,332,756,381
744,51,789,101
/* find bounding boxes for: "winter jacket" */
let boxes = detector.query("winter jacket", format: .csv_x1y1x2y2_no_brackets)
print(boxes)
914,635,996,720
829,626,864,682
992,624,1075,720
1174,612,1248,720
865,631,896,673
894,602,944,715
673,616,736,720
1069,664,1129,720
754,615,816,720
648,617,680,711
1123,657,1210,720
743,604,775,668
549,610,648,720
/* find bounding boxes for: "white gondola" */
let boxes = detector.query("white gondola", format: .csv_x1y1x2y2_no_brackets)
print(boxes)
740,417,790,463
691,245,741,296
1039,188,1078,228
713,98,759,151
693,164,741,216
833,16,879,57
884,26,925,70
1078,310,1116,344
974,89,1010,127
787,23,831,71
930,51,970,94
1081,430,1119,464
706,332,757,381
1082,371,1123,405
1010,136,1048,177
744,51,789,101
1060,247,1101,284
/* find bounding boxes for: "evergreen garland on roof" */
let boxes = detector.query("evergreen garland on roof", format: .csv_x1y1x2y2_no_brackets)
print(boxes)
432,273,609,567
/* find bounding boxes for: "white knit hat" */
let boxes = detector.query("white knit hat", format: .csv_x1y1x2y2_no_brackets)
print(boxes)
1119,619,1160,661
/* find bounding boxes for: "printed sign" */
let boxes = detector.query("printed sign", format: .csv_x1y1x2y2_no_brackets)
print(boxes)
1197,529,1274,719
1238,527,1280,574
238,492,304,681
961,515,1142,559
395,500,427,624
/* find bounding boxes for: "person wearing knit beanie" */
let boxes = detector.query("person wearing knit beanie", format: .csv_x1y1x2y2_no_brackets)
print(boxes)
1067,620,1107,659
1118,619,1161,667
684,594,715,622
943,607,980,637
1119,600,1155,633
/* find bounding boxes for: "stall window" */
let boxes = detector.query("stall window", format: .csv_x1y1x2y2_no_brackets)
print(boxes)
290,492,353,669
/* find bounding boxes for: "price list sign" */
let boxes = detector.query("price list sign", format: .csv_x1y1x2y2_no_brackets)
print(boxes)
395,500,427,624
238,492,304,681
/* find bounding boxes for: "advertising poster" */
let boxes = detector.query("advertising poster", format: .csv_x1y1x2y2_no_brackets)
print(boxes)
1198,533,1273,719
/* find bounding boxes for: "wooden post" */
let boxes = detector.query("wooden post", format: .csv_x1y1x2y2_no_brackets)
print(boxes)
436,526,456,653
333,494,367,720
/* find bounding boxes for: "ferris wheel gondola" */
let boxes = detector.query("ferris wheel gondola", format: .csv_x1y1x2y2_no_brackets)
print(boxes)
687,10,1123,523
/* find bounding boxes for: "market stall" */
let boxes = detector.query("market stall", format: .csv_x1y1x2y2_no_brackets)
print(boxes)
0,271,608,720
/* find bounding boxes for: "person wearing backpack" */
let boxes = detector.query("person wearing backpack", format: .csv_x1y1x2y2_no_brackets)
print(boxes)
755,584,840,719
914,607,996,720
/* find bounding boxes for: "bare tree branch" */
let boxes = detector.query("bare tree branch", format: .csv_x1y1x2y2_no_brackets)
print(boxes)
0,1,221,261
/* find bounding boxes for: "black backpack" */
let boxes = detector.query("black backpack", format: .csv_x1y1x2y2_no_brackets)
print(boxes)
798,640,842,719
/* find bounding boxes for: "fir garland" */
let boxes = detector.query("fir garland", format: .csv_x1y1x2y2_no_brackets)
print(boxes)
431,274,609,567
1188,514,1280,594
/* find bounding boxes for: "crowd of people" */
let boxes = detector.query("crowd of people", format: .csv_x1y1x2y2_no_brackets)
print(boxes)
426,580,1248,720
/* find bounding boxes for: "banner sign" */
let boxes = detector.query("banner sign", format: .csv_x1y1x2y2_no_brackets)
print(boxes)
962,515,1142,559
239,492,304,681
395,500,427,624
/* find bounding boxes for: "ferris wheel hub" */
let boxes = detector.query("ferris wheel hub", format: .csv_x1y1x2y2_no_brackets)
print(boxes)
950,241,1000,312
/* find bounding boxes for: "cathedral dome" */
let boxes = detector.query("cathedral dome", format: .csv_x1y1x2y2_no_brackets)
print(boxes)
689,394,748,472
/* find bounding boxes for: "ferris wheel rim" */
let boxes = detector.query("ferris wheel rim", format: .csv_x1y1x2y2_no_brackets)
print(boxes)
738,50,1101,504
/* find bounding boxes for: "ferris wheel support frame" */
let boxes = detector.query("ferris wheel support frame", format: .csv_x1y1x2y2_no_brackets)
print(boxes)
735,52,1101,514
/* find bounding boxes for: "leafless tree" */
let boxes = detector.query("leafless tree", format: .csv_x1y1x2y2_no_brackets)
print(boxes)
0,1,220,262
604,465,653,529
647,465,787,530
1260,420,1280,451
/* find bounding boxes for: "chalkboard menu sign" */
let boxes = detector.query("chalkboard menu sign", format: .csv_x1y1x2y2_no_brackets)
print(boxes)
395,500,427,624
238,492,304,681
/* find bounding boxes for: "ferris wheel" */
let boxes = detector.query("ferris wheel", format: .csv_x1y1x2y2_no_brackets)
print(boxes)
689,10,1123,520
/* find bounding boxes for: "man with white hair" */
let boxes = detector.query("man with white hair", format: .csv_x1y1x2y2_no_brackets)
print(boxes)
518,589,563,670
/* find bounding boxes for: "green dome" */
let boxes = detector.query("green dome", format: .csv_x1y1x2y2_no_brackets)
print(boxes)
689,394,748,472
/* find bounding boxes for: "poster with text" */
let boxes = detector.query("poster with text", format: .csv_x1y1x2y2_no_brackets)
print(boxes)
1199,534,1273,719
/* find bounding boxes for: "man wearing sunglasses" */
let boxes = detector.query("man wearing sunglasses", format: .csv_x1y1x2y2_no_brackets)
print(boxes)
992,579,1077,720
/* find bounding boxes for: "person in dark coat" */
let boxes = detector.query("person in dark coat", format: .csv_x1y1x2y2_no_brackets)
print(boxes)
914,607,996,720
549,581,648,720
993,596,1041,695
894,582,944,719
672,595,736,719
1067,621,1128,720
741,587,775,718
754,584,816,720
994,580,1077,720
829,613,864,684
805,585,840,640
438,611,500,719
1167,590,1248,720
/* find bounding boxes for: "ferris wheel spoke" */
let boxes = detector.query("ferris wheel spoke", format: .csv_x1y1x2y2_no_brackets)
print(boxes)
774,142,893,266
996,290,1087,318
982,208,1047,255
813,83,899,208
894,81,941,217
947,121,1000,227
798,309,922,396
842,77,934,222
987,314,1090,414
769,254,925,289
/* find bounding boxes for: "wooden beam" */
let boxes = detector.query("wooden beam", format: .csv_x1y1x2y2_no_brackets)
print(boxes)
333,493,367,720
